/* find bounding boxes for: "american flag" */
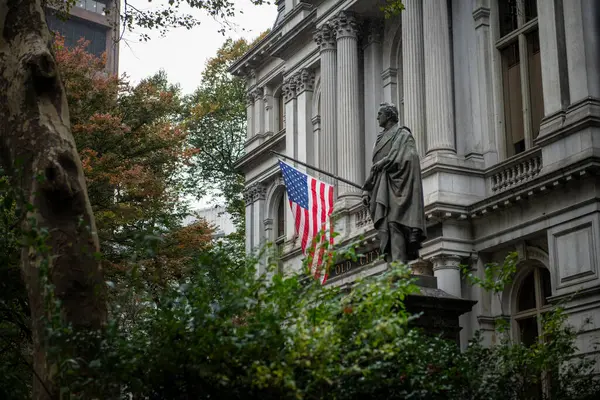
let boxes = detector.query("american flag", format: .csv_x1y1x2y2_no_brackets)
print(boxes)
278,160,335,284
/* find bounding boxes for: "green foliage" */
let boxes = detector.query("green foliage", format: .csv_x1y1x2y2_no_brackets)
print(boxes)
0,172,32,399
381,0,405,18
461,252,518,295
184,38,259,230
42,244,600,399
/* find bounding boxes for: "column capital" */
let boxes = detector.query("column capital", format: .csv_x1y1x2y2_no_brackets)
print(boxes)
314,23,337,51
244,182,266,203
430,254,463,271
263,218,273,229
246,92,255,107
296,68,315,94
332,11,359,40
250,86,264,101
282,75,298,102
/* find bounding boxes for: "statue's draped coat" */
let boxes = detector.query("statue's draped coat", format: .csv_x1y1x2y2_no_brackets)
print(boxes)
363,124,427,260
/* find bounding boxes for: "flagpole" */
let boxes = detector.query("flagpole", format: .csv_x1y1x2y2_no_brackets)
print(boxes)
270,150,363,190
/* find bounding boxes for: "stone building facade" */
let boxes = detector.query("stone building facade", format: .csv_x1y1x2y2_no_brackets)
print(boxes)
231,0,600,354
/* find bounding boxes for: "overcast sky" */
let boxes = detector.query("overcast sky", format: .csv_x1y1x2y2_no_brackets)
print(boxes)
118,1,278,210
119,0,278,95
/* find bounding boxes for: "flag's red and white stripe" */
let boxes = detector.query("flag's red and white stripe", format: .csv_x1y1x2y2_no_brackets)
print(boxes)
289,176,334,284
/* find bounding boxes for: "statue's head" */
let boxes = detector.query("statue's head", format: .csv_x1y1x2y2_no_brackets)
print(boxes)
377,103,399,128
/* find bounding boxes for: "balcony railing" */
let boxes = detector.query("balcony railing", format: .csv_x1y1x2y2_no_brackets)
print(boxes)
488,148,542,194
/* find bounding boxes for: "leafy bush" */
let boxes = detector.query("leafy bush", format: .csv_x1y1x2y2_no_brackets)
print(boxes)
45,245,600,399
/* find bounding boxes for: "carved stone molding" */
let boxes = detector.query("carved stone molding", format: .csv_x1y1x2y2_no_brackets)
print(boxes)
245,92,255,107
243,187,254,203
250,86,264,101
282,75,299,102
244,182,266,204
314,23,337,51
332,11,359,40
431,254,463,271
365,19,383,45
296,68,315,94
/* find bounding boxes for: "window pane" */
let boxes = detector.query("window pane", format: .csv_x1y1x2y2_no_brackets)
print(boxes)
518,316,539,346
524,0,538,22
277,196,285,238
501,42,525,156
86,1,97,12
278,95,285,131
527,31,544,139
540,268,552,305
499,0,519,37
517,271,536,311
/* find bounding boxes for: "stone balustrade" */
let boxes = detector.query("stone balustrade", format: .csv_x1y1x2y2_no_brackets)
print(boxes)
354,206,373,228
489,149,543,194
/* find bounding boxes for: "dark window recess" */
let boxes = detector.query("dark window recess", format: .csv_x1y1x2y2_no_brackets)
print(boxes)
277,196,285,238
518,316,539,347
517,271,536,311
524,0,538,22
46,12,108,58
514,139,526,154
540,268,552,305
499,0,519,37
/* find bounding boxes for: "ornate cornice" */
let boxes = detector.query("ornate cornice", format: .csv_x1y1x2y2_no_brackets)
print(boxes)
332,11,359,40
314,22,336,51
296,68,315,94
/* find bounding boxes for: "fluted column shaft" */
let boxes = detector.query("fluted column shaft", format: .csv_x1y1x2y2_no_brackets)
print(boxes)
424,0,456,154
334,12,363,198
314,24,338,185
402,0,427,156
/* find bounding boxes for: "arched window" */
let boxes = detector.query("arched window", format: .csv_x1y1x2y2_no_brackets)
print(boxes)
277,196,285,239
513,265,552,346
278,95,285,132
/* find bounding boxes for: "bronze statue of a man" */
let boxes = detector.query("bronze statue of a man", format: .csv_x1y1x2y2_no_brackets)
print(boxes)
362,103,426,264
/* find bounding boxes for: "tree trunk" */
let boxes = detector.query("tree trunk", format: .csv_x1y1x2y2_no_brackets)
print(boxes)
0,1,107,398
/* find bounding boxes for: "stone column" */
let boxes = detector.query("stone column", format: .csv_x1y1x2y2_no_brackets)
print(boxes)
423,0,456,154
563,0,600,104
536,0,569,117
264,86,275,134
333,11,363,198
432,254,462,298
282,75,298,160
381,68,398,108
251,183,266,252
246,93,254,139
473,6,499,166
314,23,337,184
402,0,427,156
312,115,321,169
252,87,265,136
243,188,254,253
363,20,383,172
296,68,316,166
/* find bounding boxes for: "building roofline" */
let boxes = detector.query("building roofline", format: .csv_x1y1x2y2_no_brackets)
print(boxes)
228,2,316,77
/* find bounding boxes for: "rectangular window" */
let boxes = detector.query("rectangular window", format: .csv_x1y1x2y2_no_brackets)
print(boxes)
497,0,544,157
47,11,108,58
